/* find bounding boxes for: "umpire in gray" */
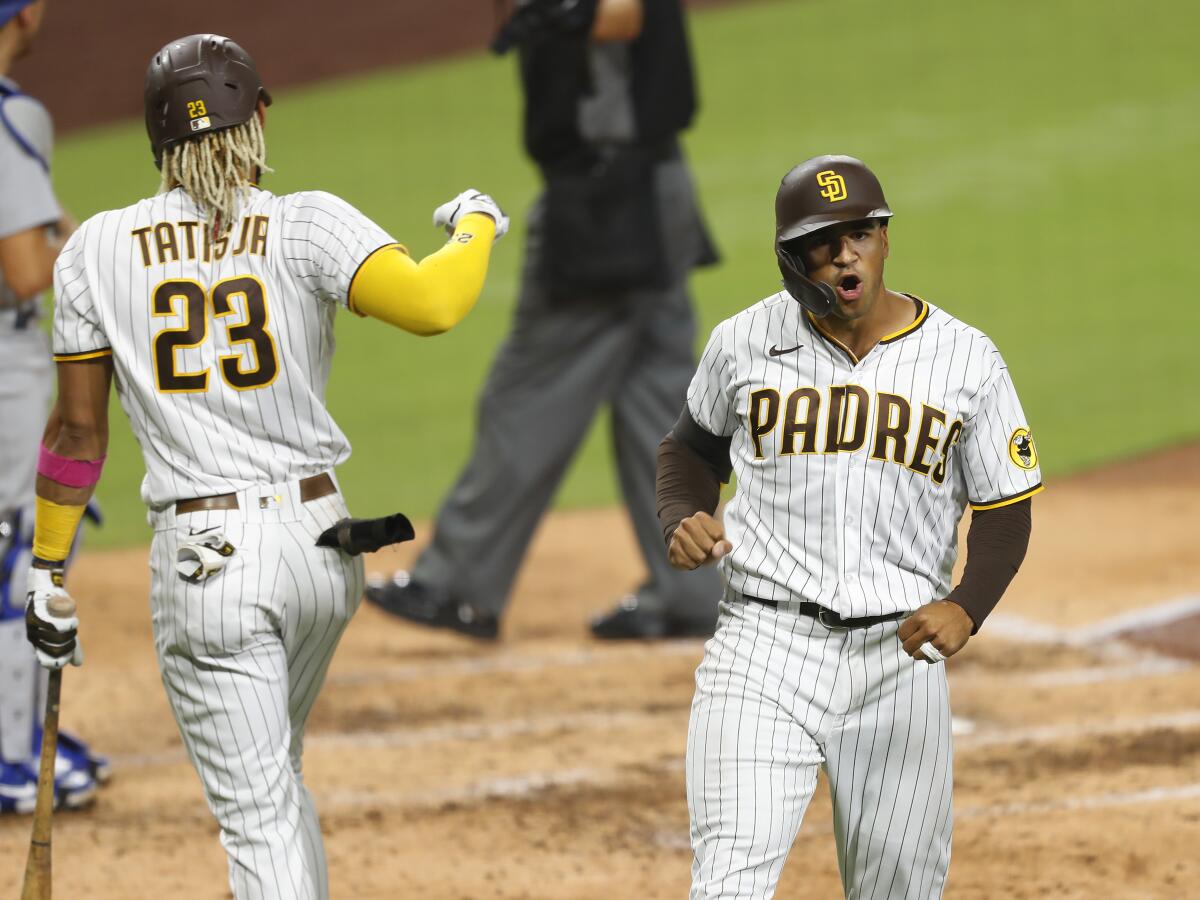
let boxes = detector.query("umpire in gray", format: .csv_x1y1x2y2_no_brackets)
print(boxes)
366,0,722,640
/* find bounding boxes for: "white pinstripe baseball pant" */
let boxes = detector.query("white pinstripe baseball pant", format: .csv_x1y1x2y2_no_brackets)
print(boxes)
148,476,363,900
687,596,953,899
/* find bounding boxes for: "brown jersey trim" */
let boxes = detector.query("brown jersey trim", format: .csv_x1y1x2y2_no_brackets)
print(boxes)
805,295,928,363
878,294,929,344
53,348,113,362
806,313,859,363
970,482,1044,511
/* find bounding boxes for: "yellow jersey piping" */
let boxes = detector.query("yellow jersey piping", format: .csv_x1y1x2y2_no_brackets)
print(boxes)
53,348,113,362
970,483,1045,511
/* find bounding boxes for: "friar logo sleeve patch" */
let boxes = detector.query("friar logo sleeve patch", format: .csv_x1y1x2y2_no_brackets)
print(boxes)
1009,427,1037,470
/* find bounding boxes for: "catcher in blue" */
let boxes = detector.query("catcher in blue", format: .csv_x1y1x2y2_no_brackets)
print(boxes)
656,155,1042,898
0,0,108,817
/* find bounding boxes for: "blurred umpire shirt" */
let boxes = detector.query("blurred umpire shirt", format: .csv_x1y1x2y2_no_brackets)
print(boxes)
366,0,723,641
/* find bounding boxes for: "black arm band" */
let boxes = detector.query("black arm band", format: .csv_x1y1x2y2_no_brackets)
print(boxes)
945,499,1033,633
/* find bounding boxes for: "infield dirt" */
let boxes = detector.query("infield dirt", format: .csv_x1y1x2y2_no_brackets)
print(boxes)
1,444,1198,898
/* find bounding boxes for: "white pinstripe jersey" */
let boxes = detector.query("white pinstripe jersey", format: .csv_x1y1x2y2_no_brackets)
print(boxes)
51,187,394,508
688,292,1043,617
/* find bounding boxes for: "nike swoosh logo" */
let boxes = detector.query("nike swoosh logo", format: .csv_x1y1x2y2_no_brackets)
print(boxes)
768,344,803,357
187,525,221,537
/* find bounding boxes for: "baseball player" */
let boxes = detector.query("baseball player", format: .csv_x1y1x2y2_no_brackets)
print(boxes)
21,33,507,898
657,155,1042,898
0,0,108,816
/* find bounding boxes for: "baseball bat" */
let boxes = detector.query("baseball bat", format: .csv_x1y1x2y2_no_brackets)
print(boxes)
21,593,77,900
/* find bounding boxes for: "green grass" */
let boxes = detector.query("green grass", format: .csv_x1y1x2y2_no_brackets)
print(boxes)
51,0,1200,547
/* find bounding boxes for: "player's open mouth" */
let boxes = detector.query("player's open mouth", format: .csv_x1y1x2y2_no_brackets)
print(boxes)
836,274,863,301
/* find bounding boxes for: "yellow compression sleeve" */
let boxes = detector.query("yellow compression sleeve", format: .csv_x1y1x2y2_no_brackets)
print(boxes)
33,496,87,563
349,212,497,335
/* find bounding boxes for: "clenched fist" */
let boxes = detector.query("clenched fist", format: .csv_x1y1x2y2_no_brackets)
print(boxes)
668,512,732,571
433,189,509,242
898,600,973,664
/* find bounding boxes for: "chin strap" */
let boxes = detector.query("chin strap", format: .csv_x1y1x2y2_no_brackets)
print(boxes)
775,243,836,317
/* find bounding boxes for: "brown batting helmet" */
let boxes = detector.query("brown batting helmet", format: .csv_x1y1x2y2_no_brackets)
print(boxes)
144,34,272,168
774,155,893,316
776,155,892,243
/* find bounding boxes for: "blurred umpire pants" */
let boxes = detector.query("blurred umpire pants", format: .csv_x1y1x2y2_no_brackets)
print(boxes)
412,156,721,623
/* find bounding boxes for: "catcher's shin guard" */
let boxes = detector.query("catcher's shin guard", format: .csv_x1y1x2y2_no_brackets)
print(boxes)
0,506,37,764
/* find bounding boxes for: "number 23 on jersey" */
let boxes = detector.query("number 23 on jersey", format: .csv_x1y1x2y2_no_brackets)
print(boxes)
152,275,280,393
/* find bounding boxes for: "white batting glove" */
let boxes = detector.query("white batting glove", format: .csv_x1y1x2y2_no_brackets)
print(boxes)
25,566,83,670
433,189,509,242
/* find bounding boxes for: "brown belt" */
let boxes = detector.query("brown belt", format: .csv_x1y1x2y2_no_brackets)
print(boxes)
175,472,336,515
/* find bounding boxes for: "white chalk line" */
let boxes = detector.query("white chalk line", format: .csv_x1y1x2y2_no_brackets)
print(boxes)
1075,594,1200,642
956,709,1200,750
986,594,1200,647
1012,655,1192,687
957,782,1200,819
980,614,1080,646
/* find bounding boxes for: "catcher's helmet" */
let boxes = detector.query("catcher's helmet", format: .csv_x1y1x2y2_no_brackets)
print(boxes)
774,155,892,317
144,34,271,168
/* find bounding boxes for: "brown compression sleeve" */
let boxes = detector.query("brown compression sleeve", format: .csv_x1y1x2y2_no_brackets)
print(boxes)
656,434,720,546
656,408,732,546
945,499,1032,633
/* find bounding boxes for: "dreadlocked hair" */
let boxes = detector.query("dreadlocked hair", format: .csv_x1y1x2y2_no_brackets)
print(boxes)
158,116,271,235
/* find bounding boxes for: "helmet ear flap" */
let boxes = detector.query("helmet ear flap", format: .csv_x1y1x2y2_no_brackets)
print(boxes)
776,242,836,317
